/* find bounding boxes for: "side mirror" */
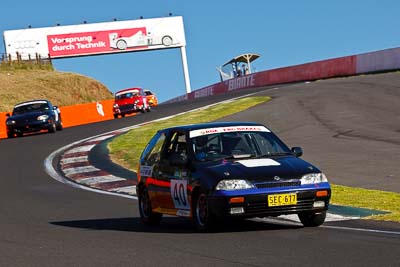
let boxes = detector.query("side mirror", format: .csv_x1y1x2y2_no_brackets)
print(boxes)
291,147,303,157
6,113,10,117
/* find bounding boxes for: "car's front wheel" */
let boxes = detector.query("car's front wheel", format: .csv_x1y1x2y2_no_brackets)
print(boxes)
56,120,63,131
193,190,215,232
48,121,56,133
298,211,326,227
138,187,162,226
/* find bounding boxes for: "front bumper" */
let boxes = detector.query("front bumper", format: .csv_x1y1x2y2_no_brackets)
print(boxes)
207,184,331,218
7,120,52,134
113,104,142,115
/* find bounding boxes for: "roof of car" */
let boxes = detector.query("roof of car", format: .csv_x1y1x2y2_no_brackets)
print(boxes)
115,88,142,95
161,121,266,132
14,99,49,108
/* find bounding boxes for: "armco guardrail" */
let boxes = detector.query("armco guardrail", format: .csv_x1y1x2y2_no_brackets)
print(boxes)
166,47,400,104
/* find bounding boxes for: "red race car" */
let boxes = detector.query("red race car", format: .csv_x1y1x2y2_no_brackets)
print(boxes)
113,88,151,119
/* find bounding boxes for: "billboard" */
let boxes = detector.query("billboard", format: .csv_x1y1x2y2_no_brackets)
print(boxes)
3,16,186,59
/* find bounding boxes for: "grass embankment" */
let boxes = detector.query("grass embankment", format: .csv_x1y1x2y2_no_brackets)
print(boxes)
0,68,113,112
108,96,400,222
331,185,400,221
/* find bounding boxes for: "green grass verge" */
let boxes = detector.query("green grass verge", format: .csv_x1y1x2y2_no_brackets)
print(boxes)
108,95,400,223
108,96,271,170
331,184,400,222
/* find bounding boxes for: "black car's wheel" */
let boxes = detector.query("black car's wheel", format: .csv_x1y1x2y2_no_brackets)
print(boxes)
56,120,63,131
48,121,56,133
138,187,162,226
298,211,326,227
193,190,215,232
7,132,14,138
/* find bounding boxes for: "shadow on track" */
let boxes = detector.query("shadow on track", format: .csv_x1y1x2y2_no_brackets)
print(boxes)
50,217,303,234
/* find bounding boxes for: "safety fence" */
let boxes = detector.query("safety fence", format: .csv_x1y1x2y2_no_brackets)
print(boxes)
1,53,53,70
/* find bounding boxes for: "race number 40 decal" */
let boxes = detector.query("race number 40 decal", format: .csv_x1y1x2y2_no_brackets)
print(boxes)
171,180,189,210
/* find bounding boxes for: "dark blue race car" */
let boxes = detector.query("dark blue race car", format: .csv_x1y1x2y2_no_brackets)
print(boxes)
137,122,331,231
6,99,63,138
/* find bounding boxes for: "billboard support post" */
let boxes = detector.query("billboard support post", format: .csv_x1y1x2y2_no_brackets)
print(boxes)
180,46,191,94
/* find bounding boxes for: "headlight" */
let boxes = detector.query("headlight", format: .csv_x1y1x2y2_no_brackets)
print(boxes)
215,179,254,190
6,120,15,126
37,115,49,121
113,104,119,108
300,173,328,185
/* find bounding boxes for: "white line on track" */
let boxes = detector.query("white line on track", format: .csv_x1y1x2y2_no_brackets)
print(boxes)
89,134,116,142
64,144,96,154
321,225,400,236
109,186,137,195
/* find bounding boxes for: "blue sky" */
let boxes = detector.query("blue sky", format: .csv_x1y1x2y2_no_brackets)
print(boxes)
1,0,399,102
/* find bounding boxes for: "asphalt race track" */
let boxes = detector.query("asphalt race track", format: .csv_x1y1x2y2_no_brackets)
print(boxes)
0,72,399,266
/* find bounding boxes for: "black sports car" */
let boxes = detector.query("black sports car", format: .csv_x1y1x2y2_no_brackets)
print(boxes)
137,122,331,231
6,100,63,138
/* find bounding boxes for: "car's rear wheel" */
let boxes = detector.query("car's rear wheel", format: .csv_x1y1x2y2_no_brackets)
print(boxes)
193,189,215,232
56,120,63,131
298,211,326,227
138,187,162,226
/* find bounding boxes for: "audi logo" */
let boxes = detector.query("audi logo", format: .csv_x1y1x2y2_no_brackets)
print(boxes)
12,40,39,49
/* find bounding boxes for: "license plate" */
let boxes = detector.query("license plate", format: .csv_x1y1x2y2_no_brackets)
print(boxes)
268,193,297,207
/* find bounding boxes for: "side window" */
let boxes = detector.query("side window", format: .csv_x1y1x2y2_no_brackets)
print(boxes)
142,132,166,164
163,131,187,161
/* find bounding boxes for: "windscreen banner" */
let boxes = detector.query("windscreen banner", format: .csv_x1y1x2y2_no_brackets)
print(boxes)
3,16,186,59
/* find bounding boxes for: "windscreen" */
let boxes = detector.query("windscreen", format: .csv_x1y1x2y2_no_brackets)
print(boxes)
115,91,139,100
191,131,291,161
13,102,49,115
